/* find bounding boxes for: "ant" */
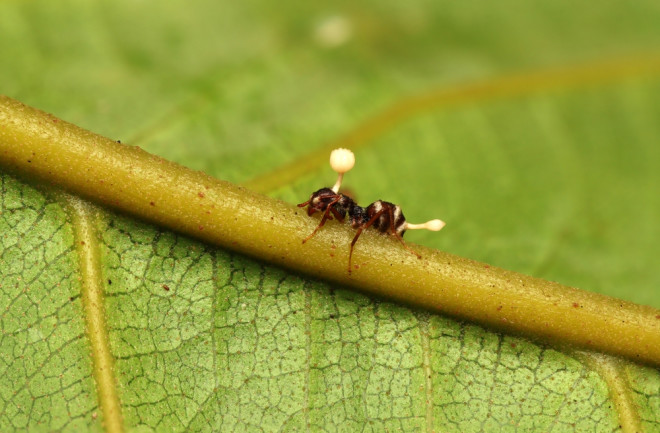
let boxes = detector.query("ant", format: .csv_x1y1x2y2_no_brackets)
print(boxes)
298,148,445,273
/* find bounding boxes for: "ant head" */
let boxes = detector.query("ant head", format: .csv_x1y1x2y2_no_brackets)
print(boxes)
329,148,355,193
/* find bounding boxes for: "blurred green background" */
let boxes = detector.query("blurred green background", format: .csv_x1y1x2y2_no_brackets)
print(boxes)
2,1,660,432
1,1,660,306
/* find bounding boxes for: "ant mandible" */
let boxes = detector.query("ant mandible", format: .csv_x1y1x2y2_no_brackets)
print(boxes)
297,148,445,274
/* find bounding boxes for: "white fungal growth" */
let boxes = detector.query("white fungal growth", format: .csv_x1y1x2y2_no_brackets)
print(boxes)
330,148,355,173
405,219,446,232
330,148,355,193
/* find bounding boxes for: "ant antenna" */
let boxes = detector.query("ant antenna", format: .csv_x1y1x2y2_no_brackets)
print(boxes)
404,219,446,232
329,148,355,193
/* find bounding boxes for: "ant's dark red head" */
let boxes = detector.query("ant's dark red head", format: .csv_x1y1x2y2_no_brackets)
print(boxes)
298,188,338,216
298,187,357,221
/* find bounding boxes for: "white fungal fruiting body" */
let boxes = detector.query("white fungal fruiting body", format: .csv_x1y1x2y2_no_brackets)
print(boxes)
405,219,446,232
330,148,355,193
330,148,355,174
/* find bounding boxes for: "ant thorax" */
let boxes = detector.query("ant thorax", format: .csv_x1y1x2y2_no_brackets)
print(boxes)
348,204,367,229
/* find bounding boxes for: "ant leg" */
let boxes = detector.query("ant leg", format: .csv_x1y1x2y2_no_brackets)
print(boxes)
348,227,365,274
348,209,385,274
387,207,421,258
302,196,342,243
329,207,345,222
302,212,331,243
297,200,318,216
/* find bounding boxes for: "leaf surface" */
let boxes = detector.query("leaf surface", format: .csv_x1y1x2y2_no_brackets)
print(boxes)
1,0,660,432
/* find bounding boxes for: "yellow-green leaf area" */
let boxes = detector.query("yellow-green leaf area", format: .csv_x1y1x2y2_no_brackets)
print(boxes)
431,320,617,431
99,215,218,430
626,365,660,430
43,201,621,432
0,176,100,432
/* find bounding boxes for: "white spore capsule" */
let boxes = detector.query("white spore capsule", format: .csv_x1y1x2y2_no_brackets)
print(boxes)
330,148,355,193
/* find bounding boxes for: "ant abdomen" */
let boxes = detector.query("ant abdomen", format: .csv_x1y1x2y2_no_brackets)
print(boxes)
364,200,407,237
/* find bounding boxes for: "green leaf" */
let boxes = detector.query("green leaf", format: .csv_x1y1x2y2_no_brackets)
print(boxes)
2,1,660,432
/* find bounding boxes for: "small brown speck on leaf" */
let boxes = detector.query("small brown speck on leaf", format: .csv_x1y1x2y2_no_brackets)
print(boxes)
150,201,155,206
198,192,205,198
162,285,170,291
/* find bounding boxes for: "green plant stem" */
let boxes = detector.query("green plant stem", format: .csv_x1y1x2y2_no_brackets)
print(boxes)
2,95,660,366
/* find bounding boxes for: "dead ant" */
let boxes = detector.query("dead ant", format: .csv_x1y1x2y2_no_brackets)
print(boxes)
298,148,445,273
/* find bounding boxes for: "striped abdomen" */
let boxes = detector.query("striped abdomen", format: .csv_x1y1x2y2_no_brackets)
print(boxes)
365,200,407,237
